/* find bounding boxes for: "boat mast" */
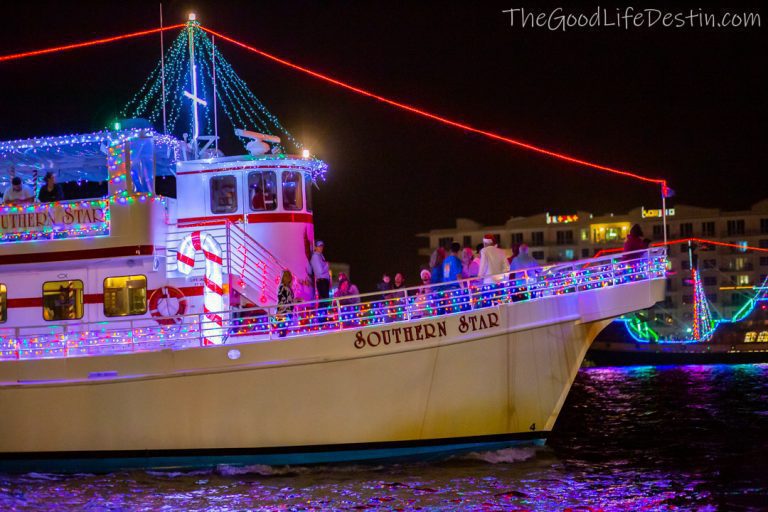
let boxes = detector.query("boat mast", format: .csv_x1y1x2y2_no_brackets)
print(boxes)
187,13,201,158
160,3,167,135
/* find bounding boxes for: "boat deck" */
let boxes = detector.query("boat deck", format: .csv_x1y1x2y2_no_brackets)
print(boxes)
0,248,667,361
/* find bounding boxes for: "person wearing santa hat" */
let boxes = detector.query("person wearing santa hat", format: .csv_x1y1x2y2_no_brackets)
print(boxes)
478,234,510,285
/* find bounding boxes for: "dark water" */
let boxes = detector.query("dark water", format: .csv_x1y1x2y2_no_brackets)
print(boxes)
3,364,767,511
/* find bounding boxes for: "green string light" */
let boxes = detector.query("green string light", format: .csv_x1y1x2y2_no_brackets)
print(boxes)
120,25,302,153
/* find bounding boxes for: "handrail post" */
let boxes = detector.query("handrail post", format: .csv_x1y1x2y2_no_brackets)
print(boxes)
199,313,205,347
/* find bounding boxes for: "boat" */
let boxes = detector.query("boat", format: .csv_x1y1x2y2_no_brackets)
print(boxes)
588,299,768,366
0,17,667,472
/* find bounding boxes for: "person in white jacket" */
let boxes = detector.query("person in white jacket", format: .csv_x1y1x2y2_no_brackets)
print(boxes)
478,234,510,284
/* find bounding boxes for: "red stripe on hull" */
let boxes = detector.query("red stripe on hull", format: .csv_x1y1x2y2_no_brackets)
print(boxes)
0,245,154,266
6,286,204,309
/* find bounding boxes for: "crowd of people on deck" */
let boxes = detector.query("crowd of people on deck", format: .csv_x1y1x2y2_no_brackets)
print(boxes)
270,224,652,331
1,172,64,204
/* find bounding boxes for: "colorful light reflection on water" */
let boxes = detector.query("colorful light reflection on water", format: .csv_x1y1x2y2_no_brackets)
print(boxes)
2,364,766,511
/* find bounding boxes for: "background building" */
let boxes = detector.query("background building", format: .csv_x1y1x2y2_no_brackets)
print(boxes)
419,200,768,338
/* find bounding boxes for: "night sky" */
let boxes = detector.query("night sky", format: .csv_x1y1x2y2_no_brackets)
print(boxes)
0,1,764,289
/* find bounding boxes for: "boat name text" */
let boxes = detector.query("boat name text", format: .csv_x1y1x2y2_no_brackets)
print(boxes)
353,312,500,349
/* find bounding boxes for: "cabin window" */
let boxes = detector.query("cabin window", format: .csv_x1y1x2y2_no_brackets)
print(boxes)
247,171,277,212
43,280,84,321
104,275,147,317
0,284,6,323
210,175,238,214
306,178,313,213
281,171,303,211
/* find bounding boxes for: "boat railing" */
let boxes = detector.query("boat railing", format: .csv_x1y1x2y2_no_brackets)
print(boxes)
0,247,667,361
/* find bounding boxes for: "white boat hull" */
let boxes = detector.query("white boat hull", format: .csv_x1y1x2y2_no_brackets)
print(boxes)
0,279,664,470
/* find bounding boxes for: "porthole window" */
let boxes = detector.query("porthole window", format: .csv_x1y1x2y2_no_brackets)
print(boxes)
43,280,84,321
281,171,303,211
104,275,148,317
210,175,238,214
248,171,277,211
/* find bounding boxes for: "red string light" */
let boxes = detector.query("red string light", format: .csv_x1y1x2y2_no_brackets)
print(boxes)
593,238,768,258
0,24,185,63
200,26,667,188
0,22,668,188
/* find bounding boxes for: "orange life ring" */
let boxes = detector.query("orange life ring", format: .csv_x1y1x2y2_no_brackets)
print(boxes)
149,287,187,325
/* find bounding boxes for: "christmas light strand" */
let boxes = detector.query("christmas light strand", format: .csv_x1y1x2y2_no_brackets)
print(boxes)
0,25,185,62
200,25,668,189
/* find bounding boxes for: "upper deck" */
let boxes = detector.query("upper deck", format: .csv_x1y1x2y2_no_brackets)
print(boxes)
0,128,177,266
0,128,327,267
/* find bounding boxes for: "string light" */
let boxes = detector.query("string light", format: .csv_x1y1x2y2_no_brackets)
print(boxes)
2,252,667,360
121,24,304,155
200,25,668,188
3,21,667,187
0,25,185,62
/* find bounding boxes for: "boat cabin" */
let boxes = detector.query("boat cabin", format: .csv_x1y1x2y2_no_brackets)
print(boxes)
0,127,325,337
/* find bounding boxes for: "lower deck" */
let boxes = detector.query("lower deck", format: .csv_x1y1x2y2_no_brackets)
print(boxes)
0,249,667,362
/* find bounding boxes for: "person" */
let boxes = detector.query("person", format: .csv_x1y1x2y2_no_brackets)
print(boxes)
412,269,434,319
461,247,475,278
624,224,650,258
385,272,408,321
307,240,331,326
54,285,76,320
478,234,510,285
510,244,540,274
308,240,331,300
468,244,482,279
388,272,407,298
3,177,34,204
276,269,295,337
507,243,520,266
429,247,446,284
443,242,464,283
376,273,393,295
251,185,267,210
37,172,63,203
509,244,541,301
334,273,360,305
374,273,394,322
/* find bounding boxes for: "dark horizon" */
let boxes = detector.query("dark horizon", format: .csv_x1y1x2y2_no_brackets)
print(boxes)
0,1,764,289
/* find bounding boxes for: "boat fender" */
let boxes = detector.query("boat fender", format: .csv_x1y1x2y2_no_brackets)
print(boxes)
149,287,187,325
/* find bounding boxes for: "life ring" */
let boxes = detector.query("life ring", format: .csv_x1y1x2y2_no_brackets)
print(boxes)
149,287,187,325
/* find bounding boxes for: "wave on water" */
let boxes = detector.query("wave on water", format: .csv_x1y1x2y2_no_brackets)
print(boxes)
461,446,538,463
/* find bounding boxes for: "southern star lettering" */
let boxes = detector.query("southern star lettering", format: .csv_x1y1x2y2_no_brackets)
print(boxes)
458,312,500,334
354,321,447,349
353,312,501,349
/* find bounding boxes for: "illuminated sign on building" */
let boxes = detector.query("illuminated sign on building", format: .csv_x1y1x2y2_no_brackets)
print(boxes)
546,213,579,224
641,207,676,219
0,200,110,243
